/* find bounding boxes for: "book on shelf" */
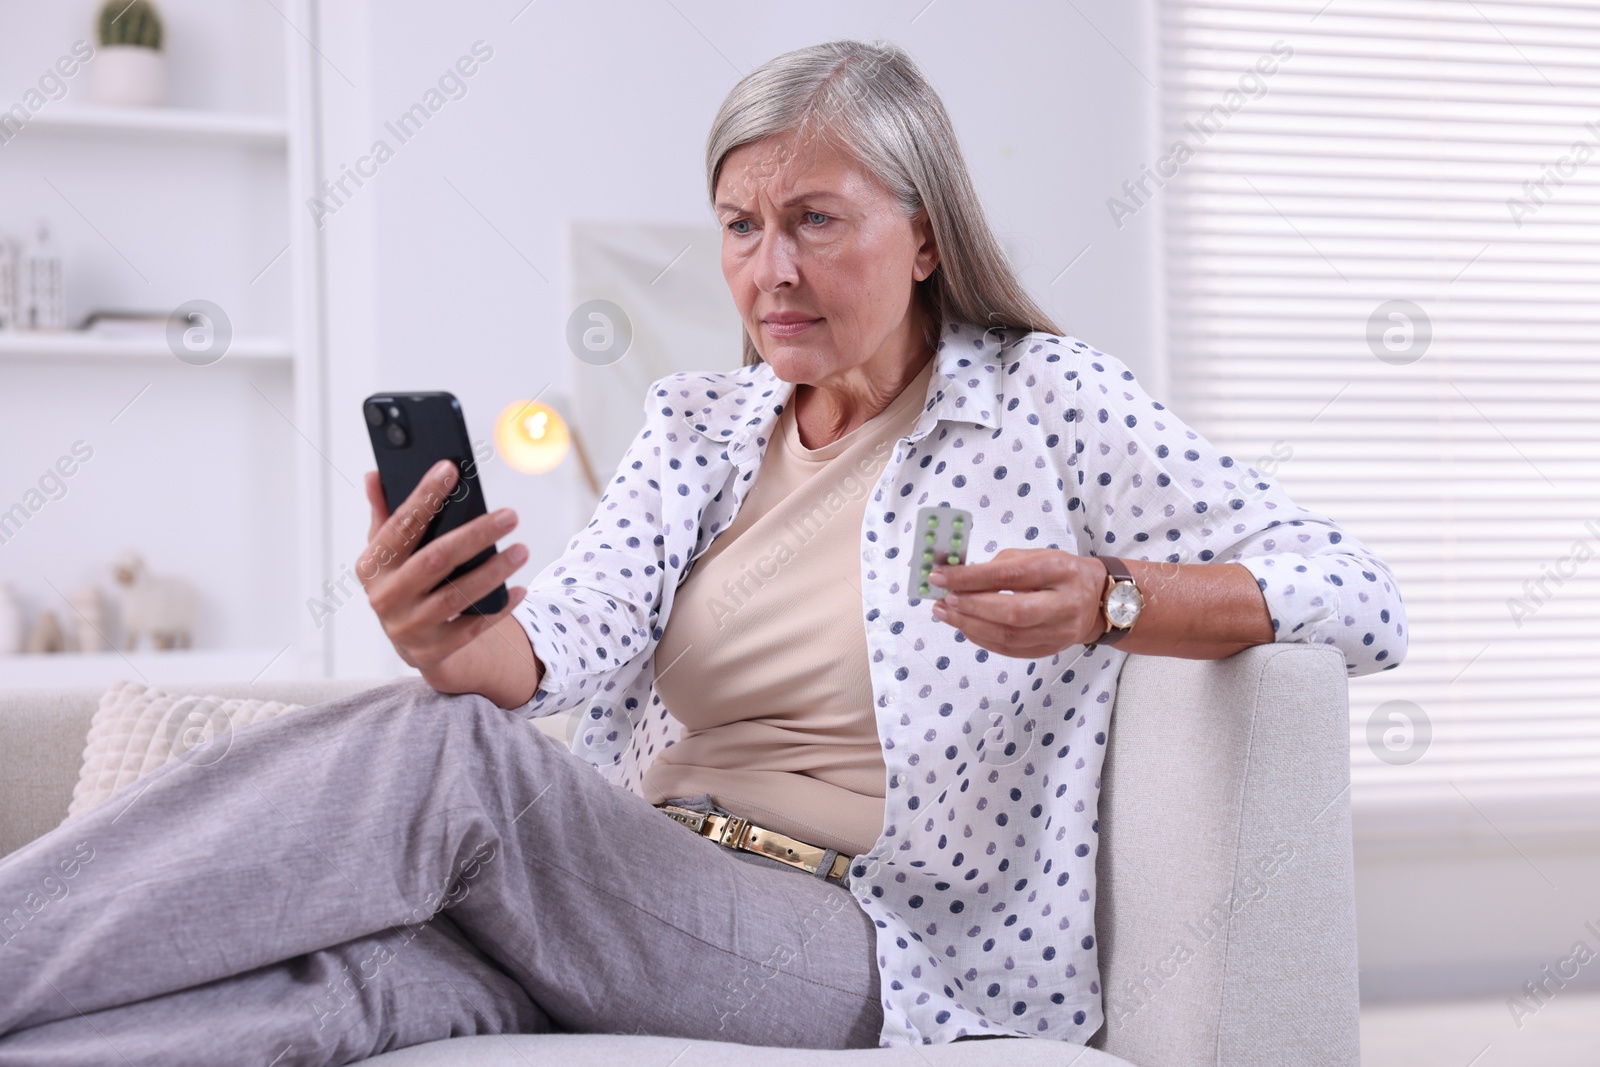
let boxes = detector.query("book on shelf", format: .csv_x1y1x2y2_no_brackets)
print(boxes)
79,310,170,339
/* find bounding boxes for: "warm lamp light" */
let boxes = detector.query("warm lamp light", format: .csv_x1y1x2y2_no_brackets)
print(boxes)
496,399,569,473
494,398,600,495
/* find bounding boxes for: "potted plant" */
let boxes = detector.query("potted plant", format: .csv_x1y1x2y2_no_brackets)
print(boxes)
93,0,165,107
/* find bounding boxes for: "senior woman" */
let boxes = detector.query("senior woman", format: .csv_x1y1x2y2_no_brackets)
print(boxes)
0,38,1405,1065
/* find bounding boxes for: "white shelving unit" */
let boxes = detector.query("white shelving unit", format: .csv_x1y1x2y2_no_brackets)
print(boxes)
0,647,295,689
0,1,331,689
20,104,288,146
0,333,293,363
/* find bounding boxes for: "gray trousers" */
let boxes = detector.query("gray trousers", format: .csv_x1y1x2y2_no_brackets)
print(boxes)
0,679,882,1065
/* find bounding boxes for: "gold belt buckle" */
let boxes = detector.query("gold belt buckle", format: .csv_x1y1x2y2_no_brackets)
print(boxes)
656,803,850,883
658,804,709,834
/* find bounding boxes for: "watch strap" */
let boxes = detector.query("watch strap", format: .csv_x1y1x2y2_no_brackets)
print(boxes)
1101,556,1134,585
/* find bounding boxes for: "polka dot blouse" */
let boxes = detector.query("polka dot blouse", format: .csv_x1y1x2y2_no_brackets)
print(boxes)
512,317,1408,1048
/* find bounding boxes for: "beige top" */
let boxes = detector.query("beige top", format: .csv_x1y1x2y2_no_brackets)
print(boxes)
643,356,934,857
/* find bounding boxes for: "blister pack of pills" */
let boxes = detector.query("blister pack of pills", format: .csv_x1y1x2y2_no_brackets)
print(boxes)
909,505,972,602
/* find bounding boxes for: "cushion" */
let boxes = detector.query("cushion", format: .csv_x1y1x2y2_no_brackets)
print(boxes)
63,679,304,821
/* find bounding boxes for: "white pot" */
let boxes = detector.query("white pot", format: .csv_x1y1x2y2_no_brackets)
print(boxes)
93,45,165,108
0,583,23,655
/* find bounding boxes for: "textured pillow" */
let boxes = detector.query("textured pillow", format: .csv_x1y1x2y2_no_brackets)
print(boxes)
64,679,304,822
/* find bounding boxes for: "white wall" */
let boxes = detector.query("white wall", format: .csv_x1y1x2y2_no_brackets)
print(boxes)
313,0,1164,677
1357,843,1600,1002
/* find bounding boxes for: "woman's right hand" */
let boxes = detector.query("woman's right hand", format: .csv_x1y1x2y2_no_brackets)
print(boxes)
358,459,531,689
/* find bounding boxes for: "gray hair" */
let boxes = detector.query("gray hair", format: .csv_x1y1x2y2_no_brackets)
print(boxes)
705,39,1065,367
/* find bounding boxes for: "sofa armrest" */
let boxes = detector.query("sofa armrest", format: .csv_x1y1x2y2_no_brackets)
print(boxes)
1090,643,1359,1067
0,679,386,860
0,687,101,860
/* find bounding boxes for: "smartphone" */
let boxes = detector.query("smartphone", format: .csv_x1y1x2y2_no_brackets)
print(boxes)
362,391,508,616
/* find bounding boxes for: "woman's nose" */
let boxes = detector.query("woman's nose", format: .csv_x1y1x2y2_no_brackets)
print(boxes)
751,230,799,292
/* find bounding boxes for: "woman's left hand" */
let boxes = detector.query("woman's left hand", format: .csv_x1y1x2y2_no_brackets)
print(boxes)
929,548,1106,658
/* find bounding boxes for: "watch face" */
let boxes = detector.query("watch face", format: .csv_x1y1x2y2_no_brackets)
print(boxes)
1107,583,1142,628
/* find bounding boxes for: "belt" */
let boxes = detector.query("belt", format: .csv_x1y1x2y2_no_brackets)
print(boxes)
655,803,851,883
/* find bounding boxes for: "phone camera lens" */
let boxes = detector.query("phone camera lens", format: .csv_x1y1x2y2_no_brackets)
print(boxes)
385,422,408,447
364,402,386,427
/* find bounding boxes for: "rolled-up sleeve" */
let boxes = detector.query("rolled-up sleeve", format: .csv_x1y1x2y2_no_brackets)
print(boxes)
1066,348,1407,676
509,384,675,717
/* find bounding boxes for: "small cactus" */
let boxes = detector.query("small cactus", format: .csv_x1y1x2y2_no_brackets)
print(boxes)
98,0,164,51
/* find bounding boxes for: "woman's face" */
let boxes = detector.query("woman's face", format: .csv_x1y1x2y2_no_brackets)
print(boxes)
714,128,940,387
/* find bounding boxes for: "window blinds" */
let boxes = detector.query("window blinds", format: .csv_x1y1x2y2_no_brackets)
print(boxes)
1157,0,1600,845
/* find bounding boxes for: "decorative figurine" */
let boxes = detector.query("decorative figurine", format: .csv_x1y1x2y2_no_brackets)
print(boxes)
68,584,108,652
0,234,18,332
0,582,23,654
24,610,65,654
20,219,65,331
113,551,199,651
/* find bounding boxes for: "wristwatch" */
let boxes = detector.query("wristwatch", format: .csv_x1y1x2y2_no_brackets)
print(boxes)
1096,557,1144,646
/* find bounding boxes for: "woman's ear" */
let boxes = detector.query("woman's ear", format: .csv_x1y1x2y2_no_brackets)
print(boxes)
911,207,940,282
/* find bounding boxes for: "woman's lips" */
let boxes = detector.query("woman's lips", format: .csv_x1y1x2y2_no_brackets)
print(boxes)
764,318,820,338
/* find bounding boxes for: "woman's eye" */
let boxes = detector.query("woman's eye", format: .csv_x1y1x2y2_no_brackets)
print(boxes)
728,220,752,235
804,211,829,226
